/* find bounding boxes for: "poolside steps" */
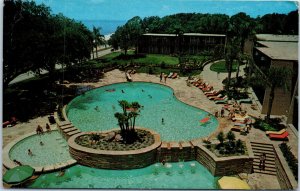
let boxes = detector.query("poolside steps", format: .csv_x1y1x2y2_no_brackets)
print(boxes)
250,141,276,176
63,127,78,133
56,121,81,140
66,130,81,137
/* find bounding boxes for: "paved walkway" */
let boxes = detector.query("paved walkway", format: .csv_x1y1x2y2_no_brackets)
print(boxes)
3,61,297,189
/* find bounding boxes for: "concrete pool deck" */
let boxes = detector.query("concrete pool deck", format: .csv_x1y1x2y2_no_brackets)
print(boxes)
2,62,298,189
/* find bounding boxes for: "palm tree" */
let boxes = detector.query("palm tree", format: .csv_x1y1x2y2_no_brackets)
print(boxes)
114,112,126,132
217,131,225,145
225,37,240,91
92,26,105,59
131,101,141,111
129,111,139,131
118,100,130,114
264,67,292,122
226,130,236,143
114,100,142,143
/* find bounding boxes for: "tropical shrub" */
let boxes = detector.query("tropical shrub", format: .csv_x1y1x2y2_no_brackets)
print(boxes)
279,143,298,181
217,131,225,146
114,100,142,144
253,118,284,131
211,131,246,156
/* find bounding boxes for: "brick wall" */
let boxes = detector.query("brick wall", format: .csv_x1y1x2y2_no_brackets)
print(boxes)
195,141,254,176
68,129,162,169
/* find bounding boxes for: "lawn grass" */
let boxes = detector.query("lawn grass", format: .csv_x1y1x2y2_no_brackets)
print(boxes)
210,60,239,73
101,51,179,66
135,54,179,65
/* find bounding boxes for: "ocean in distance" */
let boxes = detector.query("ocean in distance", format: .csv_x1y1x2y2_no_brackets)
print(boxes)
80,19,127,35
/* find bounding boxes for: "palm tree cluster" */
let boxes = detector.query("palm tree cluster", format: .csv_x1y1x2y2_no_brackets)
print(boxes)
114,100,142,144
216,131,245,155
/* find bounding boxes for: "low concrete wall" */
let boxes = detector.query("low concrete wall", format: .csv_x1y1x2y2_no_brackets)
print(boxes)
273,144,298,190
68,128,161,169
195,140,254,176
157,141,196,162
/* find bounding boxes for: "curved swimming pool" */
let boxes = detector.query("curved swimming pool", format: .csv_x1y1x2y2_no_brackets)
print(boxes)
66,82,218,141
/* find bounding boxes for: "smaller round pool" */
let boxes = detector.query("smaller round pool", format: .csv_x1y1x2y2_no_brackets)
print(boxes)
9,131,73,167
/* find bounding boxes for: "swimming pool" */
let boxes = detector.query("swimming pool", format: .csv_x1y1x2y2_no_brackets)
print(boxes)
29,161,218,189
66,82,218,141
9,131,73,167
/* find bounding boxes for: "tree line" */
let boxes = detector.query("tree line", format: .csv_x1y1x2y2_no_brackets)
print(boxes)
109,10,298,53
3,0,106,87
4,0,298,87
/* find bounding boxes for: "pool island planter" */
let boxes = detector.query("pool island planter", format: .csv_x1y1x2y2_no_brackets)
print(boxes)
68,128,161,169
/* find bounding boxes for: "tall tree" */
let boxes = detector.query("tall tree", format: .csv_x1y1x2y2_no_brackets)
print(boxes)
92,26,105,59
228,12,256,52
3,0,93,87
225,37,240,91
264,67,292,122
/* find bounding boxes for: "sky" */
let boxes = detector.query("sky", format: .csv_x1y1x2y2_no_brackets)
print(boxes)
34,0,298,21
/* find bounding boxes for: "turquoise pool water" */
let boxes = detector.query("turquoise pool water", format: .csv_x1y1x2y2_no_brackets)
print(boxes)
29,161,218,189
9,131,73,166
66,82,218,141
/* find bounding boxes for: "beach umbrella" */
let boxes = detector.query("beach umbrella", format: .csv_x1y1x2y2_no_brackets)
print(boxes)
218,176,251,189
3,165,35,185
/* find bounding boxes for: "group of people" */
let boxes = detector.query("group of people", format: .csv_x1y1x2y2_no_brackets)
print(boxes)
159,73,168,83
214,108,225,118
36,123,51,134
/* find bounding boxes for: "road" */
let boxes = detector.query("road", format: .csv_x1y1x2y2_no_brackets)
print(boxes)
8,48,115,85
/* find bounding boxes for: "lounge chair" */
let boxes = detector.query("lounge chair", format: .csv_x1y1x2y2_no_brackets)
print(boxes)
232,115,249,121
266,128,286,135
234,122,246,127
204,90,215,95
213,95,228,101
215,97,228,104
222,104,232,110
172,73,178,79
209,94,223,100
126,73,132,82
167,72,173,78
269,131,289,140
198,83,208,89
202,86,213,92
231,126,244,132
237,98,253,104
206,90,221,97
